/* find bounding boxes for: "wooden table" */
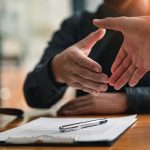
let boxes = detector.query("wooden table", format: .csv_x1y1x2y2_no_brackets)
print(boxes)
0,114,150,150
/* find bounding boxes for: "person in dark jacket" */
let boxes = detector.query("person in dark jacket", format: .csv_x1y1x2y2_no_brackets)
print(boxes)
24,0,150,115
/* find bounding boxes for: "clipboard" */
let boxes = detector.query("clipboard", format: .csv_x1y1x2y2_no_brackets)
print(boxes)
0,115,137,146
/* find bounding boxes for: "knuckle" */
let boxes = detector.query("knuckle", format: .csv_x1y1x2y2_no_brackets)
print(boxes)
123,59,129,67
126,68,132,76
64,64,71,72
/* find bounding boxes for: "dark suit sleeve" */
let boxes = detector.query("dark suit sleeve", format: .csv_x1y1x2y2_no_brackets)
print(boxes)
24,16,80,108
126,87,150,114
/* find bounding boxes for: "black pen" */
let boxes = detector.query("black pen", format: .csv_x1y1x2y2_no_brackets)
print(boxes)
59,118,107,132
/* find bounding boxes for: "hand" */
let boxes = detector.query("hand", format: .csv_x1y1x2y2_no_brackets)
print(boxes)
93,16,150,90
51,29,109,95
57,93,128,116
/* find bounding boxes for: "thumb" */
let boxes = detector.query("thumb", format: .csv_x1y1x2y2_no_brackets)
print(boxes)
93,17,127,32
76,29,106,55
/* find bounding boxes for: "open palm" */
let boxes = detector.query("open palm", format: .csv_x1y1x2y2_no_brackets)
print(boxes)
94,16,150,90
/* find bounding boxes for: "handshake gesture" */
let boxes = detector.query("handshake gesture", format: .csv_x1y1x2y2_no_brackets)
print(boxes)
52,16,150,94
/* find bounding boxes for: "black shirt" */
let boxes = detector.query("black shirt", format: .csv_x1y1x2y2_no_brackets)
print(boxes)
24,4,150,113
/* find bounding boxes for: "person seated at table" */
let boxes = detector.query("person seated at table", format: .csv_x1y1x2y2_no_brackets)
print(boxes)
24,0,150,115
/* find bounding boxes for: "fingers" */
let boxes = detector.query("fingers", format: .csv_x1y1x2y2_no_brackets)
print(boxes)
59,96,91,110
70,29,106,74
113,64,136,90
73,74,108,92
70,82,100,95
111,46,127,73
58,97,92,116
72,50,102,73
110,57,145,89
77,29,106,52
65,53,109,93
72,64,109,83
109,56,132,86
93,17,127,31
129,68,145,87
69,63,109,93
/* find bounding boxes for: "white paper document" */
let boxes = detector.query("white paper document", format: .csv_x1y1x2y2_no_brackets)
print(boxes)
0,115,137,145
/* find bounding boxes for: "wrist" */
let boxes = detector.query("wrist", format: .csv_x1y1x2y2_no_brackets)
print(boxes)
113,93,128,113
104,93,128,113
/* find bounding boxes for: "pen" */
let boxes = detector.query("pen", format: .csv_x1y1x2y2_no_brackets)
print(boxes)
59,118,107,132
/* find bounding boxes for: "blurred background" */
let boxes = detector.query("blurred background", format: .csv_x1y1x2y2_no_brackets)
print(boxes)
0,0,103,110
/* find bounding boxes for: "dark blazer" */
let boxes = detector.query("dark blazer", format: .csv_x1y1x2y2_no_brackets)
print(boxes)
24,4,150,113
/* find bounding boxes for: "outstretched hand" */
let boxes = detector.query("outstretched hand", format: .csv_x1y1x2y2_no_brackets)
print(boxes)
94,16,150,90
52,29,109,95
